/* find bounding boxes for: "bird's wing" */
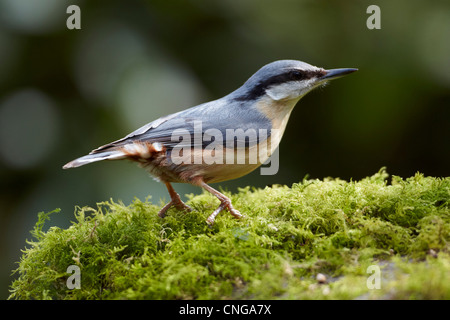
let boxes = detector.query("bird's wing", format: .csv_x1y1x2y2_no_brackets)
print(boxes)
90,110,184,153
90,100,272,154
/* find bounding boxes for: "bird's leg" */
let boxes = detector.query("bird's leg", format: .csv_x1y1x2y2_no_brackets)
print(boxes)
158,182,192,218
196,180,243,224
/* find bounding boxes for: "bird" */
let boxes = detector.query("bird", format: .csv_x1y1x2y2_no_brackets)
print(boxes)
63,60,357,224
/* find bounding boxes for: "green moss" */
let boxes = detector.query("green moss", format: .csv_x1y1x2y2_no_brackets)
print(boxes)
9,168,450,299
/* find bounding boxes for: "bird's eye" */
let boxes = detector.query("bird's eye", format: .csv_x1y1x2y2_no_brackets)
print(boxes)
289,70,304,80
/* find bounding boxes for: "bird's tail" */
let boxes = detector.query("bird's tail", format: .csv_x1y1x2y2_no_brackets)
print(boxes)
62,150,126,169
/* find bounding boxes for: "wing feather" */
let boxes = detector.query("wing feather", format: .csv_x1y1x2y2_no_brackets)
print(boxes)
90,100,272,154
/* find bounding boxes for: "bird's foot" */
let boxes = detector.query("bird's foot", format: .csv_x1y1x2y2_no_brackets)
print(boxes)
206,197,243,225
158,198,192,218
158,182,192,218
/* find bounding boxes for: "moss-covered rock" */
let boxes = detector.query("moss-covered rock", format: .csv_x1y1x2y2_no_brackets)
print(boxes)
9,169,450,299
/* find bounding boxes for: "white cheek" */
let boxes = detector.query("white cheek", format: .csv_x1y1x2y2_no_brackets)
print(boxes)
266,79,318,101
266,82,297,100
297,79,319,96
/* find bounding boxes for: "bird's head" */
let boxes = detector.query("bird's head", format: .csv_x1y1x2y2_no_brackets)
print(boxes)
234,60,357,102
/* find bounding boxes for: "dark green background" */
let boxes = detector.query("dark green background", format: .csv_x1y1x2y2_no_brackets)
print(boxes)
1,0,449,299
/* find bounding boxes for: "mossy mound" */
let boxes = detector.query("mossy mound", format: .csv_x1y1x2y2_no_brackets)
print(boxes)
9,169,450,299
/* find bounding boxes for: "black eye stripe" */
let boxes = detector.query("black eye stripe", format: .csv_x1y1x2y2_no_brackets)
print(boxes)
234,68,327,101
289,70,305,80
261,69,325,88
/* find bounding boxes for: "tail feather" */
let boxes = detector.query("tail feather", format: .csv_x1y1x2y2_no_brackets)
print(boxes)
62,150,126,169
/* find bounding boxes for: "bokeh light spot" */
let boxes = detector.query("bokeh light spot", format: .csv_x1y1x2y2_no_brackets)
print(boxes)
0,89,60,169
117,59,206,130
0,0,71,34
416,8,450,86
73,23,148,106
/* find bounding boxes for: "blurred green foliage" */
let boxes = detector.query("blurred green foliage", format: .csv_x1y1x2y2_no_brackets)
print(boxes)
0,0,449,298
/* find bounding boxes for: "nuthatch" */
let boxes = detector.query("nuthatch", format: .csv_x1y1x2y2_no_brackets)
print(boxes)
63,60,357,224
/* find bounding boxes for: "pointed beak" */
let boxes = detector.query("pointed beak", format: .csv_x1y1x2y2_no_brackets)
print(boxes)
321,68,358,81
